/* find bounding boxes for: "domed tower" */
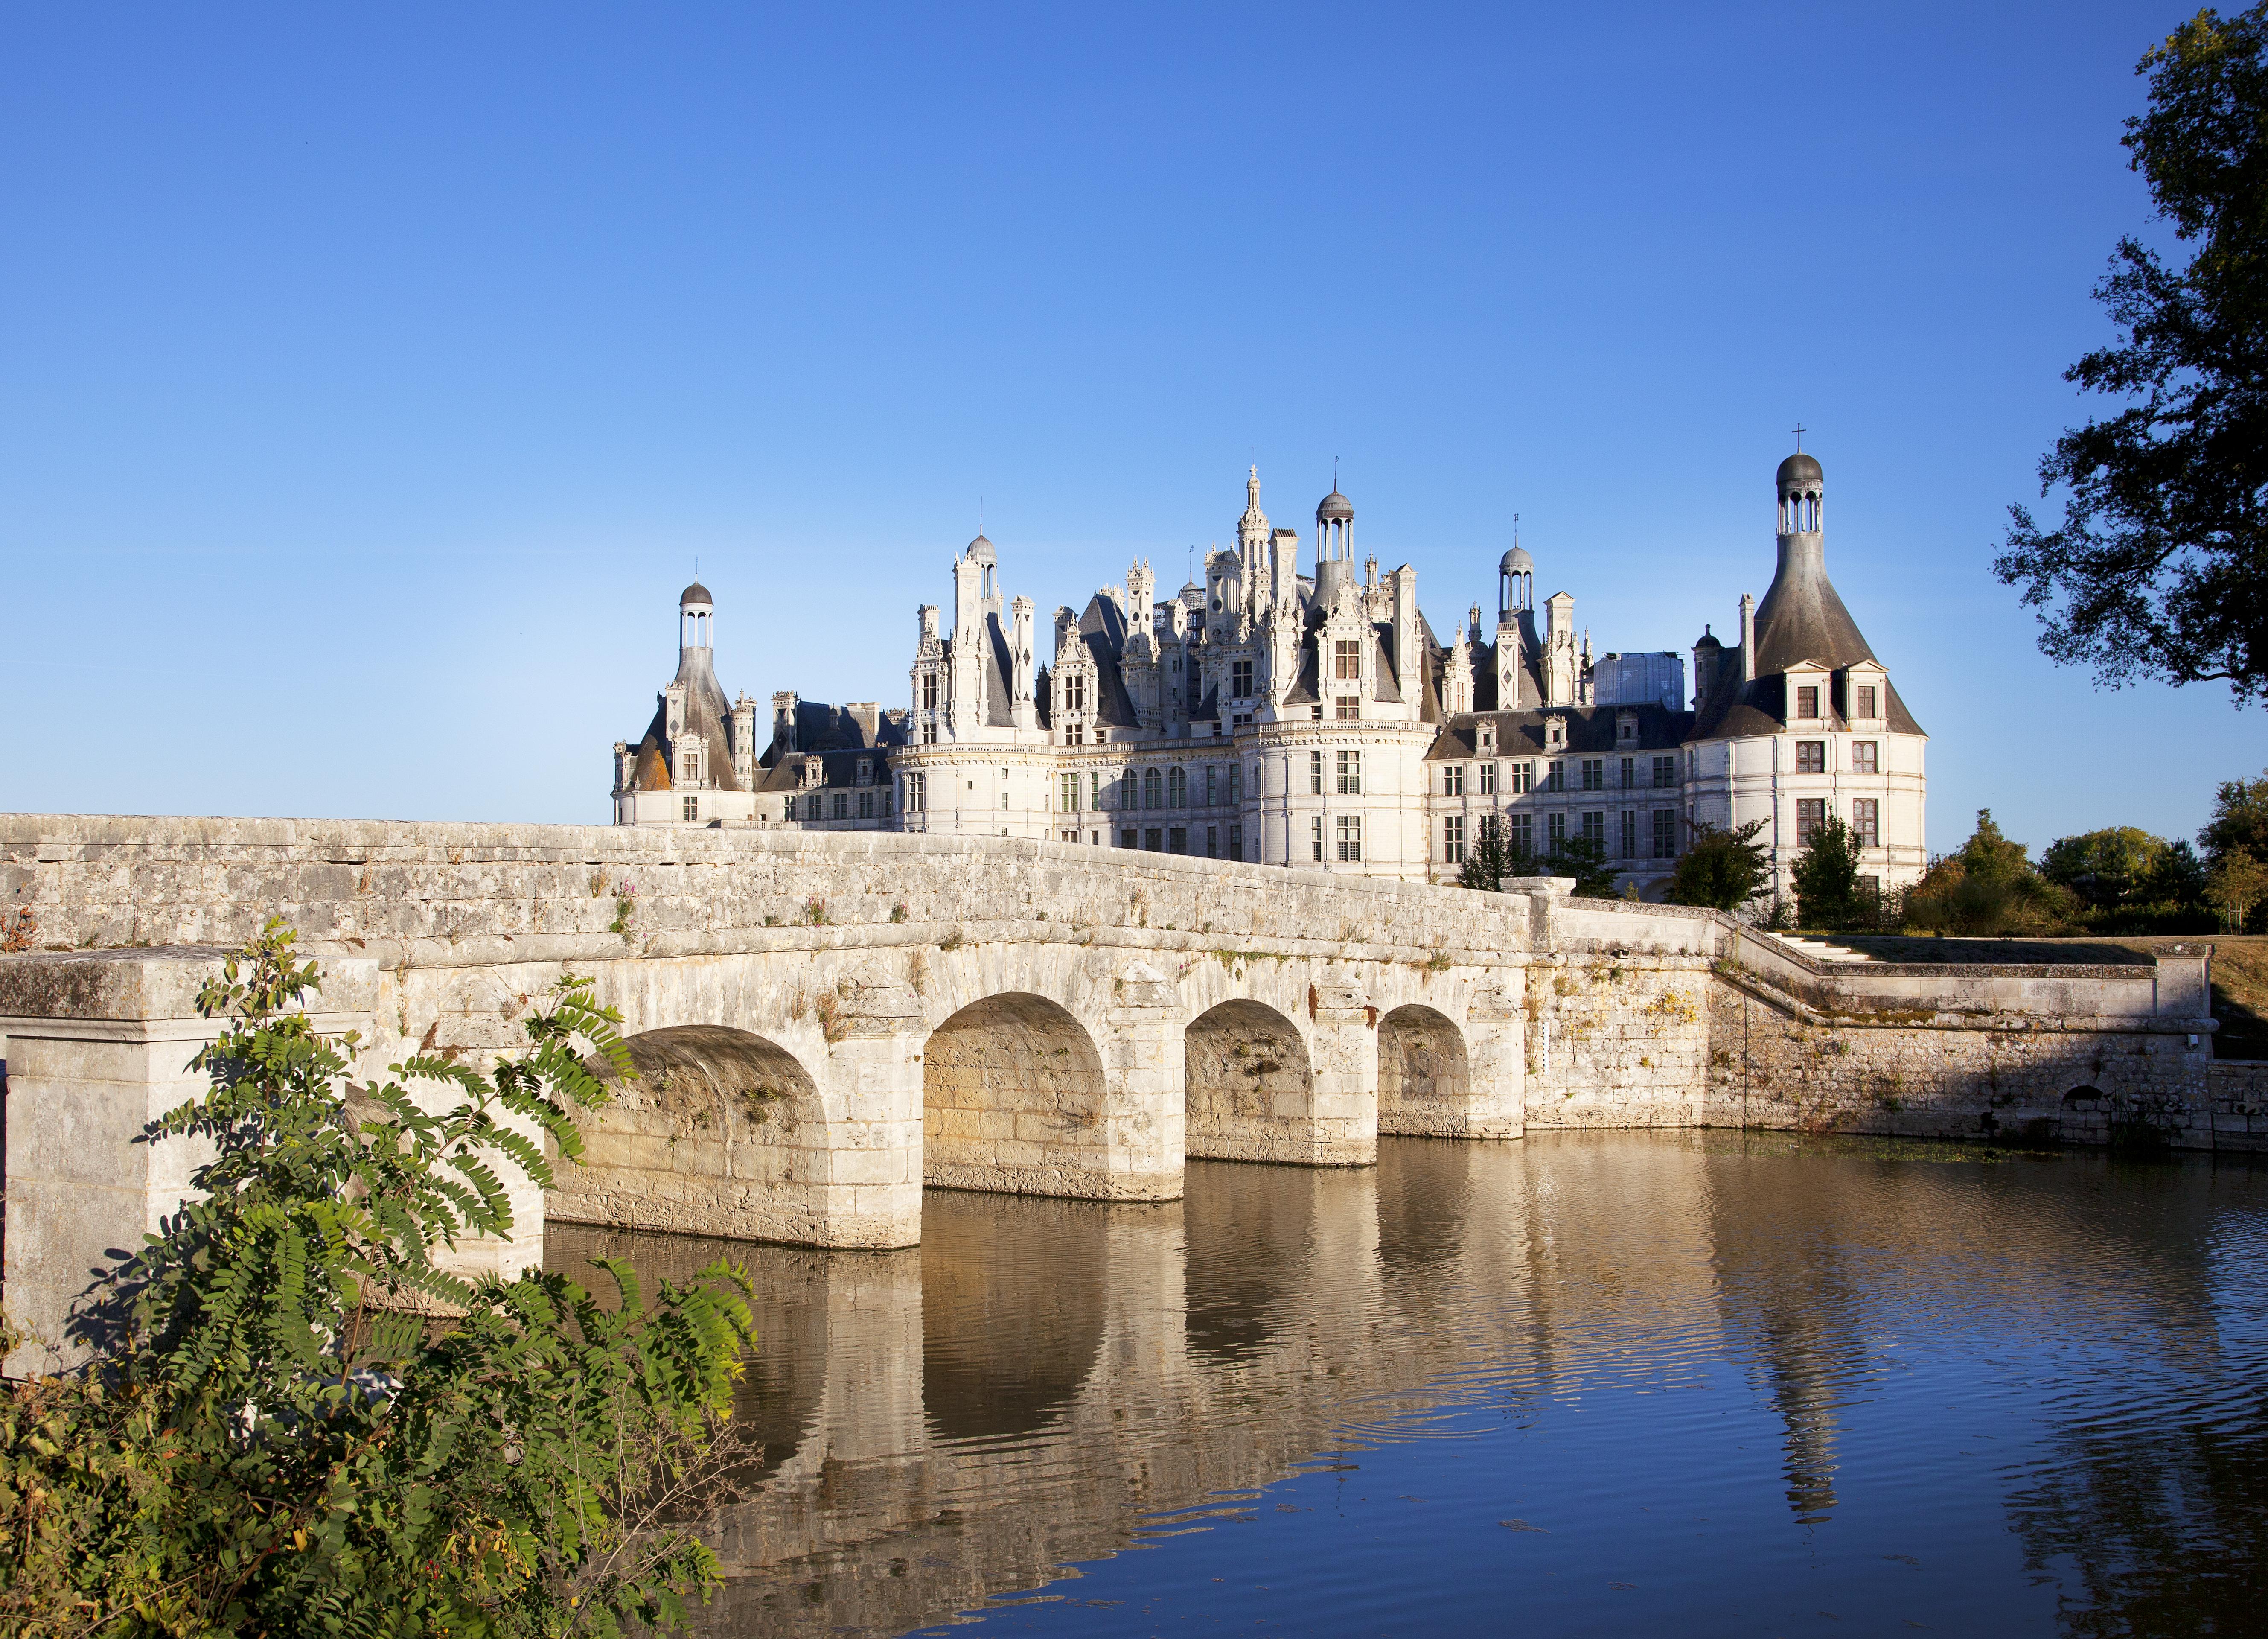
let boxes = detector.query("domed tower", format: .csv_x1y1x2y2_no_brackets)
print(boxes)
1314,484,1355,601
1777,451,1823,537
1498,546,1533,619
679,580,713,655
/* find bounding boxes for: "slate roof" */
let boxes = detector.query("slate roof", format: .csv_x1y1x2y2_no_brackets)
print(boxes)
1425,703,1697,761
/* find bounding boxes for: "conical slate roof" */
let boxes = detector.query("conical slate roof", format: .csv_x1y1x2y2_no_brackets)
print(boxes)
1750,535,1876,677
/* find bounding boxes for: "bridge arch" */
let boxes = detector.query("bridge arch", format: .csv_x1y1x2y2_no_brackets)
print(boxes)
1185,998,1319,1163
1377,1004,1473,1137
548,1023,826,1242
923,992,1113,1197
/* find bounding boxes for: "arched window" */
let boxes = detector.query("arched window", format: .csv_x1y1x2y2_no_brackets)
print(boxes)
1168,767,1187,807
1144,768,1162,809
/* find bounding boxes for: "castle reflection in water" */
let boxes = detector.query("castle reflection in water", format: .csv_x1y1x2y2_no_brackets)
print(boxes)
550,1134,2268,1638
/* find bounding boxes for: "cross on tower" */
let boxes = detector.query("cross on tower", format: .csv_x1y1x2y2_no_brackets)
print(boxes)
1791,423,1807,451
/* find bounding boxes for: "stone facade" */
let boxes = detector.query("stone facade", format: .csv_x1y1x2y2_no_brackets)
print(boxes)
611,451,1927,901
0,813,2215,1375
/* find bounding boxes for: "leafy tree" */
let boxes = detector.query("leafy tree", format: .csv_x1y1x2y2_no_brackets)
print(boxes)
2210,849,2268,928
1543,833,1619,898
1458,815,1532,893
1792,815,1866,930
2201,767,2268,866
2041,825,2166,912
1904,810,2079,936
1995,5,2268,702
2145,836,2212,908
1667,818,1772,912
0,922,756,1637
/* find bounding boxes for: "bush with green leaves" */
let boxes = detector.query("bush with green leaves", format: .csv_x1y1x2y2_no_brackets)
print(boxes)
1792,815,1868,931
0,921,756,1638
1667,819,1772,913
1903,810,2079,937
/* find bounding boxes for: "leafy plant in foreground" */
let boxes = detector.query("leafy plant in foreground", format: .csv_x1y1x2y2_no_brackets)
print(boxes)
0,920,756,1637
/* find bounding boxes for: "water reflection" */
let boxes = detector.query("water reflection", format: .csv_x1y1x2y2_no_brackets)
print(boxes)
547,1134,2268,1639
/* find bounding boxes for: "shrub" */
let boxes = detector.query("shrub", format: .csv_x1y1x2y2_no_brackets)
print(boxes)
0,921,754,1636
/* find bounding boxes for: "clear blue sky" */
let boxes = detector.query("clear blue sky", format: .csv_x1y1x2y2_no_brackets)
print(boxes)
3,2,2257,856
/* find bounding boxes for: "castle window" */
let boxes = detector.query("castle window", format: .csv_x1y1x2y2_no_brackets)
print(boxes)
857,758,872,785
1581,811,1605,847
1547,761,1566,793
1653,808,1678,859
1335,640,1360,681
1121,828,1137,848
1479,726,1495,753
1854,798,1880,848
905,773,926,812
1169,827,1188,854
1167,766,1188,807
1852,741,1878,773
1653,755,1676,788
1229,823,1243,861
1071,723,1086,745
1510,813,1533,853
1621,756,1636,790
1146,828,1163,851
1619,716,1637,744
1796,685,1820,719
1095,730,1107,744
1232,659,1253,696
1796,741,1825,775
1337,750,1361,794
1065,674,1086,712
1144,768,1162,809
683,796,699,823
1511,761,1533,795
1229,764,1243,805
1480,762,1496,795
1205,825,1219,857
1796,798,1826,844
923,673,937,710
1856,685,1877,719
1205,765,1217,806
1310,751,1323,794
858,790,874,819
1000,791,1009,811
1620,810,1636,858
1444,764,1464,796
1060,773,1082,812
1336,695,1360,720
923,722,937,744
1548,812,1566,847
1336,815,1362,862
833,793,849,820
1311,814,1324,862
1581,758,1604,791
1444,814,1467,863
1089,770,1101,809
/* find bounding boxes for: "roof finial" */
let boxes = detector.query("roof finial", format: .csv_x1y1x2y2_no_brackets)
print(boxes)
1791,422,1806,451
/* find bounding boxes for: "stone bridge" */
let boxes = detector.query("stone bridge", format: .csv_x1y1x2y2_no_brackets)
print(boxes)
0,814,2233,1372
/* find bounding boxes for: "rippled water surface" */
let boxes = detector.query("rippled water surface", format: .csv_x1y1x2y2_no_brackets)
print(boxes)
549,1133,2268,1637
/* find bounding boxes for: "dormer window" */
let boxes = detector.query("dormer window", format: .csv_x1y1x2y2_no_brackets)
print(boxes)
803,758,822,787
856,758,873,786
1795,685,1820,719
1479,725,1495,754
1064,674,1086,712
1546,717,1566,750
1617,712,1638,745
1855,684,1877,720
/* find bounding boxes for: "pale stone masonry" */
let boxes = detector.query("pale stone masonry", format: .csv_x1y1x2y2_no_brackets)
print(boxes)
0,814,2217,1374
613,451,1927,900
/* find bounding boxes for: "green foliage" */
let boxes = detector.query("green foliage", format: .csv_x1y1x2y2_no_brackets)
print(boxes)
1543,834,1619,898
1457,815,1532,893
1792,815,1867,931
2040,826,2215,933
1995,4,2268,702
2210,849,2268,929
2202,767,2268,866
0,920,756,1638
1903,810,2080,936
1668,819,1772,913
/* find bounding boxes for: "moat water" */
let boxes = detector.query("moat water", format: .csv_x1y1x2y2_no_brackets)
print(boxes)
550,1134,2268,1638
